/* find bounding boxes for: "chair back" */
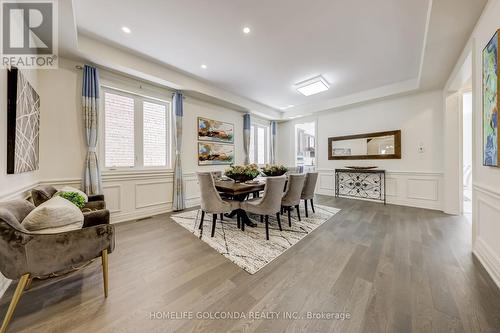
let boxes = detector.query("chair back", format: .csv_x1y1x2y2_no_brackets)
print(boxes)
197,172,225,213
301,172,319,200
259,176,287,213
210,171,223,179
282,174,306,206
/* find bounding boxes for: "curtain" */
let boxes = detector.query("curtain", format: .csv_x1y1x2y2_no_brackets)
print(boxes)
270,120,277,164
172,92,185,211
243,113,251,165
82,65,102,195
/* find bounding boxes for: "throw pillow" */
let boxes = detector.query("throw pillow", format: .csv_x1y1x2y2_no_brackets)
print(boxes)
22,196,84,234
55,186,88,203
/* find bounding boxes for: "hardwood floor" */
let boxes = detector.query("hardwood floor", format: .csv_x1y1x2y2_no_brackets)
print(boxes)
2,195,500,332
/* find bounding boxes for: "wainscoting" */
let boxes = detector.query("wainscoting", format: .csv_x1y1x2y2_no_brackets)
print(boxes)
473,183,500,289
315,169,444,211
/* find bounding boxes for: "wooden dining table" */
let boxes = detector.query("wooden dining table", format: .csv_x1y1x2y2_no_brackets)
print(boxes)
214,179,266,229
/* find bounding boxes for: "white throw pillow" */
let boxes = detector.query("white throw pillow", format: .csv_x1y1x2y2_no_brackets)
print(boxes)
22,196,84,234
55,186,88,203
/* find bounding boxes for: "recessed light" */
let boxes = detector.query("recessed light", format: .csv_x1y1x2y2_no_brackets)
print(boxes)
295,76,330,96
201,64,207,69
243,27,251,34
121,26,131,34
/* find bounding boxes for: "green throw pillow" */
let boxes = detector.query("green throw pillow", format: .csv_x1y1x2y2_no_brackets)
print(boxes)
57,192,86,209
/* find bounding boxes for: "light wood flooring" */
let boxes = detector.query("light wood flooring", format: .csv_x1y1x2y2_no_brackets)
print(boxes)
2,195,500,332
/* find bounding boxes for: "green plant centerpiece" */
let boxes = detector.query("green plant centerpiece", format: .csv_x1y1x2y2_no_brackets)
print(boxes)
224,164,260,182
261,164,288,176
57,192,86,209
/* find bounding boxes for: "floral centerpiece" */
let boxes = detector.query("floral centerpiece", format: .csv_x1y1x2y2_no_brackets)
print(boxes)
224,164,260,182
261,164,288,176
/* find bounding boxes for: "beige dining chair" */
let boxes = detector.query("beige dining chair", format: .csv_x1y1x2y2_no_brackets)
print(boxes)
241,176,286,240
197,172,240,237
281,174,306,226
301,172,319,217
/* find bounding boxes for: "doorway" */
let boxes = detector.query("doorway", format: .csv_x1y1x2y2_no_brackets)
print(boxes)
462,91,473,219
295,121,316,172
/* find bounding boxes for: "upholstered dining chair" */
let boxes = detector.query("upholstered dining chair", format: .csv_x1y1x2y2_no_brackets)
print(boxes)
301,172,319,217
241,176,286,240
197,172,240,237
281,174,306,227
0,199,115,333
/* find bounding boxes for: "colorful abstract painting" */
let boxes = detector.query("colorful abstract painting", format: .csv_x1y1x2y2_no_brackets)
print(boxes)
198,142,235,165
198,117,234,143
7,68,40,174
483,30,500,167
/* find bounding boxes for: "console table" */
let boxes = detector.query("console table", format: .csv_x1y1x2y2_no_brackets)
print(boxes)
335,169,386,204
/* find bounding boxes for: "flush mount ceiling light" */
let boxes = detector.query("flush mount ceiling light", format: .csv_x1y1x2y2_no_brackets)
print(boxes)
121,26,131,34
295,76,330,96
243,26,251,34
201,64,207,69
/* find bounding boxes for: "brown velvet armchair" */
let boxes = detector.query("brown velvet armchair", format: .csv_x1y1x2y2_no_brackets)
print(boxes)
0,199,115,333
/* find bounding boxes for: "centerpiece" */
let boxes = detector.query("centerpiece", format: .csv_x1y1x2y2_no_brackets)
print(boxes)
224,164,260,183
261,164,288,176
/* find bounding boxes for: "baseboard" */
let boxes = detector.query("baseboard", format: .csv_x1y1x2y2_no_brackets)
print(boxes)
473,238,500,289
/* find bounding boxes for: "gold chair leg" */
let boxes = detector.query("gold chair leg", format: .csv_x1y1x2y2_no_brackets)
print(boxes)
101,249,109,298
24,277,33,291
0,273,30,333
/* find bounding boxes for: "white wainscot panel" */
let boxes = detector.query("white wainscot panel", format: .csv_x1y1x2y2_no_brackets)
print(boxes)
102,184,122,213
135,180,172,209
406,179,438,201
385,178,398,197
318,173,334,194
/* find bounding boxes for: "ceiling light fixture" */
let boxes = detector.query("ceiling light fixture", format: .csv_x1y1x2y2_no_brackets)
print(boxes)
295,75,330,96
201,64,207,69
121,26,131,34
243,27,251,34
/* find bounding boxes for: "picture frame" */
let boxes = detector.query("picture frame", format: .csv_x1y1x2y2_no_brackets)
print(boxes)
198,117,234,143
482,29,500,167
198,142,235,166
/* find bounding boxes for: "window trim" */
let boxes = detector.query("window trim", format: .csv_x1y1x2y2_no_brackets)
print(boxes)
99,87,173,173
249,123,270,166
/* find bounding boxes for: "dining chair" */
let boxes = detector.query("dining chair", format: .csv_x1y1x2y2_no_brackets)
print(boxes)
301,172,319,217
197,172,240,237
241,176,286,240
281,174,306,226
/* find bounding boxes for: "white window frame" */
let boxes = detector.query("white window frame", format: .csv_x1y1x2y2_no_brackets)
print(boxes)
100,86,172,172
250,123,270,165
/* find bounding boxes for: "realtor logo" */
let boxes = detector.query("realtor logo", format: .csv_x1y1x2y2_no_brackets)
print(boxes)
1,0,58,68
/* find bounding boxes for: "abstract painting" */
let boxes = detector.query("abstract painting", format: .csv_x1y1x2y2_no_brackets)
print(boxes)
7,68,40,174
198,117,234,143
198,142,234,165
483,30,500,167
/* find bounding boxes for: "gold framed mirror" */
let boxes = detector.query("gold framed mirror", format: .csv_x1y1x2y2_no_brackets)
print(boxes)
328,130,401,160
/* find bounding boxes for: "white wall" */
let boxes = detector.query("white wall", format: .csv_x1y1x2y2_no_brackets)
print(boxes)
278,90,445,210
452,0,500,288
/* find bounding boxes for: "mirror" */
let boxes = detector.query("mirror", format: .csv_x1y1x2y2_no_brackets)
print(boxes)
328,130,401,160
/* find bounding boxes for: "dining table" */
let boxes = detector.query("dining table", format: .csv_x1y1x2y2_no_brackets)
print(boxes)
214,179,266,229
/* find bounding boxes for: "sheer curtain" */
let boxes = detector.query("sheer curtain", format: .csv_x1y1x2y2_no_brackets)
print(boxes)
172,92,185,211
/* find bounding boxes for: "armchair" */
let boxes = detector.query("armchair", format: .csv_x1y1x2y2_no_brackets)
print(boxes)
0,199,115,333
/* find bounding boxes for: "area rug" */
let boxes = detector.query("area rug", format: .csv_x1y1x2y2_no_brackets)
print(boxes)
171,204,340,274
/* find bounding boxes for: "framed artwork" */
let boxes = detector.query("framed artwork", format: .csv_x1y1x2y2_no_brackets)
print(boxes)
198,142,235,165
483,30,500,167
198,117,234,143
7,67,40,174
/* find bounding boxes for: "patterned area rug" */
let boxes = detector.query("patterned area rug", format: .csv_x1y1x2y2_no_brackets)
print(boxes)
171,204,340,274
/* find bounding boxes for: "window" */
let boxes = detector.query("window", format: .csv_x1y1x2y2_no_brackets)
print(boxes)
103,89,170,170
249,124,270,165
